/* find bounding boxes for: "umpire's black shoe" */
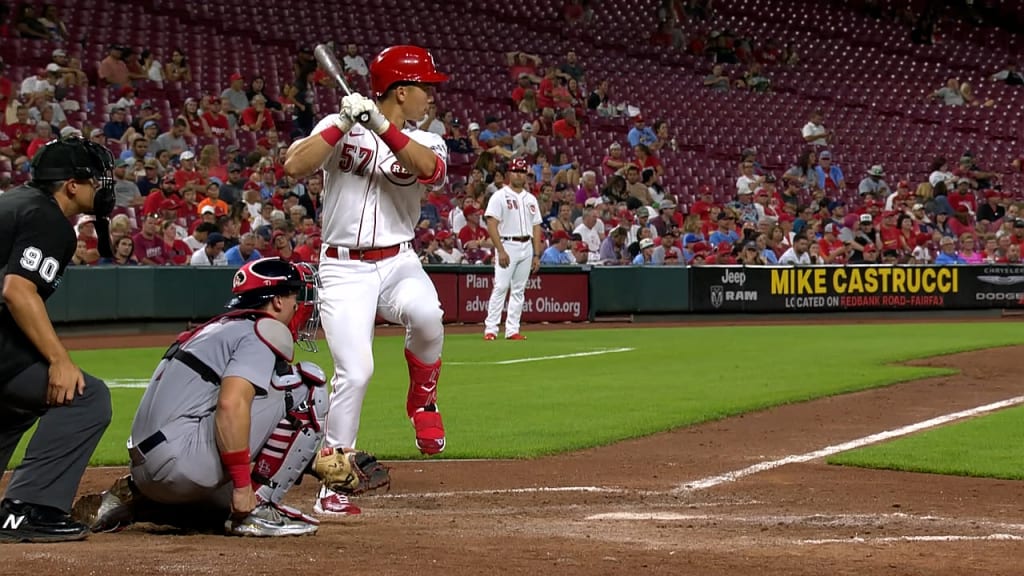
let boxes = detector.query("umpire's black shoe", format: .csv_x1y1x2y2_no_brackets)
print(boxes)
0,499,89,543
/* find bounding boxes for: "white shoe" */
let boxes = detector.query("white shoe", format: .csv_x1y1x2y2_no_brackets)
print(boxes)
225,504,319,537
313,485,362,516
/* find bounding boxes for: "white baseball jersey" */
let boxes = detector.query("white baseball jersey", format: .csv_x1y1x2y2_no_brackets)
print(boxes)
314,114,448,248
484,186,541,237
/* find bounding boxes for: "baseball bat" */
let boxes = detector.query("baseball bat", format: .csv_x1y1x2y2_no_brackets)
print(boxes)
314,44,371,123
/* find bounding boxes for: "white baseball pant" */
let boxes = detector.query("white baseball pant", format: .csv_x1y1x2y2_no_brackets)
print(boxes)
318,245,444,449
484,240,533,337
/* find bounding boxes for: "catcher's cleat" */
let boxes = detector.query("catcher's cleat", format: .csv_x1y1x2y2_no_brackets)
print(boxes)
71,475,137,532
0,499,89,543
412,405,445,455
506,333,527,341
483,333,496,341
225,504,318,537
313,486,361,516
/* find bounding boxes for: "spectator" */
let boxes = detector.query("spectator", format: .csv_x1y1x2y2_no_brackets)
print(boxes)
140,49,163,83
928,78,964,106
103,107,133,143
121,48,151,84
601,142,629,177
633,144,663,178
552,109,581,139
623,165,652,204
201,94,233,138
224,232,262,265
241,94,275,132
934,236,966,264
183,221,218,251
25,121,52,159
627,116,657,148
959,234,984,264
651,230,683,265
598,226,630,264
814,150,845,195
97,235,139,264
737,62,771,92
122,135,150,168
801,110,832,147
112,158,144,210
221,72,249,125
50,48,87,88
632,238,656,265
99,45,131,89
14,4,47,39
151,118,188,157
573,207,604,261
178,97,210,137
510,123,537,158
858,165,891,197
478,116,513,150
737,240,768,264
960,81,994,107
709,212,739,247
133,105,163,135
164,48,192,82
433,230,465,264
559,51,585,83
778,234,812,265
506,51,543,84
136,158,161,196
19,67,52,99
542,230,575,264
342,43,369,86
991,61,1024,86
587,79,611,114
736,159,763,196
704,64,730,91
132,213,166,264
161,219,192,264
189,232,228,266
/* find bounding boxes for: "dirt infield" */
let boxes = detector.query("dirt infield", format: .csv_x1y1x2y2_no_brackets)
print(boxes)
7,320,1024,575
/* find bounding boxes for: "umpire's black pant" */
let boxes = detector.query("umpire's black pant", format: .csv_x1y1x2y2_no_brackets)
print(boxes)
0,362,112,513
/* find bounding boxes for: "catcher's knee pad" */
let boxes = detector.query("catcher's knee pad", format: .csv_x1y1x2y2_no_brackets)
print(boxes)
253,364,328,505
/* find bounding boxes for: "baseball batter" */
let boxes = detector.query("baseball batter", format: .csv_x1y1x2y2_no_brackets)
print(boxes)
284,45,450,516
74,258,334,537
483,158,543,340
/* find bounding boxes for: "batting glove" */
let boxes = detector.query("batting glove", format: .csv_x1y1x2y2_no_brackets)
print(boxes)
330,112,355,134
341,93,390,135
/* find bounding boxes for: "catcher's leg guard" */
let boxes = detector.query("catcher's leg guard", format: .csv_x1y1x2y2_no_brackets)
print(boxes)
404,349,445,455
252,384,327,508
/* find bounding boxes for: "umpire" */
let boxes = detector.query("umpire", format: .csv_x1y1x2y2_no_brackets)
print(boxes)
0,137,116,543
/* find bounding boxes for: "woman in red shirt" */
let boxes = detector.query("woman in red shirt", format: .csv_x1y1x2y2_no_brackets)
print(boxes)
160,220,192,265
178,97,210,138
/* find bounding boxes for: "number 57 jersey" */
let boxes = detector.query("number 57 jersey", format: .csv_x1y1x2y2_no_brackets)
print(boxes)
314,114,449,249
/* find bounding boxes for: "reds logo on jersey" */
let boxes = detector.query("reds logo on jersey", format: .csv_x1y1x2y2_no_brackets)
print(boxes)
381,153,417,187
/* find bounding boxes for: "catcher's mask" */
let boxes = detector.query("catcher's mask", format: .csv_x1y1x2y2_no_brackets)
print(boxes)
227,258,322,352
30,136,117,257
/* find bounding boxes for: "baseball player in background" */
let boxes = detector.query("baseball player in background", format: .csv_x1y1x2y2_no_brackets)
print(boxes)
0,137,116,543
483,158,543,340
284,45,450,516
74,258,333,537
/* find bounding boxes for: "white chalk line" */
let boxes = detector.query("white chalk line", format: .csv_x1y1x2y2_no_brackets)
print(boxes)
798,534,1024,544
448,347,635,366
675,395,1024,494
586,511,1024,533
370,486,630,500
103,347,637,387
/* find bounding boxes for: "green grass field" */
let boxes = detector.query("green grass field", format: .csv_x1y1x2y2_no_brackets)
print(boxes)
828,404,1024,480
8,322,1024,470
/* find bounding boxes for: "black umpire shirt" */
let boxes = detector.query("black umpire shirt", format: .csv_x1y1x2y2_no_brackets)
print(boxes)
0,185,76,380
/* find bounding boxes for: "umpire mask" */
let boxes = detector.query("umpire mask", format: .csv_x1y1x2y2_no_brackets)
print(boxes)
31,136,117,257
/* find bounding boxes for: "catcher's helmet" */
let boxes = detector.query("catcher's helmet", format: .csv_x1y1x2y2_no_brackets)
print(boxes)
508,157,529,173
228,258,323,352
30,136,116,218
370,45,448,98
229,258,307,309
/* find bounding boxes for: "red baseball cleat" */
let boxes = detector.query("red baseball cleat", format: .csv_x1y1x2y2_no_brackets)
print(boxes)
506,333,527,341
313,486,361,516
483,333,496,341
412,407,446,455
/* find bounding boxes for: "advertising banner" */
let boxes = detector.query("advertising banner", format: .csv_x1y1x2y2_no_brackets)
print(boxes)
689,265,1024,313
453,270,589,323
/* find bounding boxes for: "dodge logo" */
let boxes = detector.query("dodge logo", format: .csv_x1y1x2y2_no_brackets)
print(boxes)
710,285,724,309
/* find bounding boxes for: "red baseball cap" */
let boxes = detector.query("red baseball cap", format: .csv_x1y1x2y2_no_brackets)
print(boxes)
463,205,479,217
552,230,570,241
229,72,243,83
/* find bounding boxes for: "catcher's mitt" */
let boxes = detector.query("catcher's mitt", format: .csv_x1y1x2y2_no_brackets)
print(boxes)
311,447,391,495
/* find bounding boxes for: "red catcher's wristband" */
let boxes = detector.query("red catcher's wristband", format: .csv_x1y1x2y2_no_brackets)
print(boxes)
378,123,410,153
320,125,344,147
220,449,251,489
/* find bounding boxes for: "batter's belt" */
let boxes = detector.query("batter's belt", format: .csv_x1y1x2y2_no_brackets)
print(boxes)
323,244,403,262
501,236,531,242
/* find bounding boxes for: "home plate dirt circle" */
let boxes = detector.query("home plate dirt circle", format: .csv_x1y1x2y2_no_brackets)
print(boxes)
6,327,1024,575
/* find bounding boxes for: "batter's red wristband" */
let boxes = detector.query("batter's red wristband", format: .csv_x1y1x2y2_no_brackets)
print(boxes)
379,123,410,153
220,449,252,489
320,125,344,147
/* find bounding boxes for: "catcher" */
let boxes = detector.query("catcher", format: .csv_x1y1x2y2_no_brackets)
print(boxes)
73,258,389,537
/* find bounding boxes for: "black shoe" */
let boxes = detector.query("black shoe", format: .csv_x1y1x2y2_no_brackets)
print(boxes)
0,499,89,543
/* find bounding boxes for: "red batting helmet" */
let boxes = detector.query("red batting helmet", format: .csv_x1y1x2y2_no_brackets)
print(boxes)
370,45,449,98
509,157,529,173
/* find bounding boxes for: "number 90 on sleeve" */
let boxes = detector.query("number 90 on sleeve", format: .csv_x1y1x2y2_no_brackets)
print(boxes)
20,246,61,283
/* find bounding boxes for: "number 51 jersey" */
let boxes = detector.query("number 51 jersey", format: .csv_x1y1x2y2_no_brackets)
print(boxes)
0,185,77,379
313,114,449,249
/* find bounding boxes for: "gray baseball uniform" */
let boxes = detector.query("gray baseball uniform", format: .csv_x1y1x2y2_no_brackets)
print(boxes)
128,317,288,509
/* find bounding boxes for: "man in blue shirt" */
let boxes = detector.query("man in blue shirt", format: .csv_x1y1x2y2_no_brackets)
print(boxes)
224,232,262,266
540,230,574,264
478,116,513,152
934,236,966,265
632,238,655,265
627,116,657,148
708,213,740,247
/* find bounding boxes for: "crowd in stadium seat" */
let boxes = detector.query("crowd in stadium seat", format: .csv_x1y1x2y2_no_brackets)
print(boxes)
2,0,1024,270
